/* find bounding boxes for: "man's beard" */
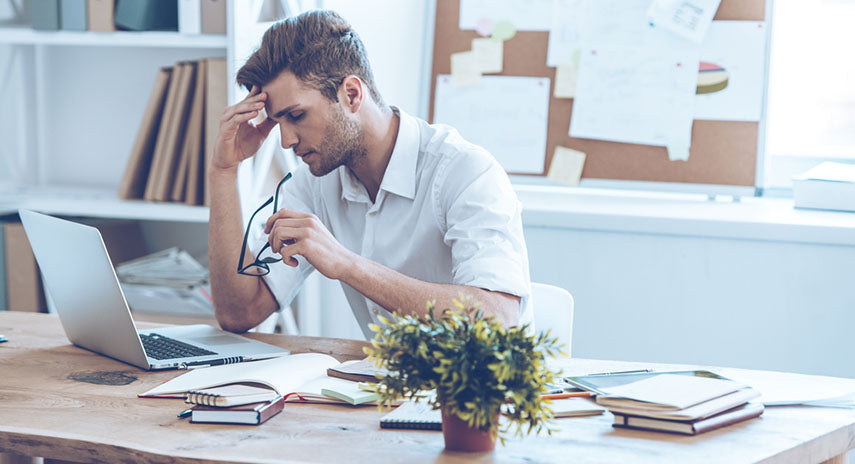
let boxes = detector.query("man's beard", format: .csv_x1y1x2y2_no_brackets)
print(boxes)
309,105,365,177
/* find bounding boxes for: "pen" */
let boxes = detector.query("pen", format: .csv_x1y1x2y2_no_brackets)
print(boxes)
541,392,593,400
581,369,654,377
181,356,246,369
178,408,193,418
0,334,7,343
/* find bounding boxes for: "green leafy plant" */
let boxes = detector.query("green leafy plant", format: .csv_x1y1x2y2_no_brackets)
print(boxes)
364,297,564,442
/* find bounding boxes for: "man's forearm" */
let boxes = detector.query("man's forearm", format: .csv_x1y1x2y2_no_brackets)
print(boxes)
340,254,520,327
207,168,277,332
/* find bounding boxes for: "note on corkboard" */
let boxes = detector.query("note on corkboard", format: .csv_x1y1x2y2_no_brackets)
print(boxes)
429,0,767,188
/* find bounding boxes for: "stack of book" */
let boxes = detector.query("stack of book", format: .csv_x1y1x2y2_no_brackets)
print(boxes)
116,248,213,317
118,57,227,206
595,374,764,435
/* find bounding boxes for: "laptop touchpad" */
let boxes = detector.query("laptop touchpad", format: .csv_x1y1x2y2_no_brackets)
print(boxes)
189,335,251,346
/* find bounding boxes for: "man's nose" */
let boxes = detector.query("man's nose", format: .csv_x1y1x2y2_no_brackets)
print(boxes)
280,125,298,149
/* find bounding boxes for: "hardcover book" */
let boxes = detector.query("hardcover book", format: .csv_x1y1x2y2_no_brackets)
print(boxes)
612,402,765,435
190,396,284,425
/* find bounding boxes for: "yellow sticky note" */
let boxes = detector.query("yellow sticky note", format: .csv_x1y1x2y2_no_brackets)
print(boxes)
450,51,481,88
548,146,586,187
471,38,503,74
554,64,578,98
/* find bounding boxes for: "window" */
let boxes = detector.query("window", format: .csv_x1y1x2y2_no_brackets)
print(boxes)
764,0,855,189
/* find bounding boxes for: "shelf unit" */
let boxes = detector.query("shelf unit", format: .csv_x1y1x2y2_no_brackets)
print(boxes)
0,14,233,222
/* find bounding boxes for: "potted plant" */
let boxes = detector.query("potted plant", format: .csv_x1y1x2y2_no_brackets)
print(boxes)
365,298,563,452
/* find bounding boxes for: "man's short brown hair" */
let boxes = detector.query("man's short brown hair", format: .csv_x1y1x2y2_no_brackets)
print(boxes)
236,10,382,104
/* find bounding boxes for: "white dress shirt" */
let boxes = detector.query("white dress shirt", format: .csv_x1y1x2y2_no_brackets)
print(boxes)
252,108,532,339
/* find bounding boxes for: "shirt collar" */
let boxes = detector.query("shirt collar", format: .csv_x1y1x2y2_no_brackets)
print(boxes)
339,107,419,203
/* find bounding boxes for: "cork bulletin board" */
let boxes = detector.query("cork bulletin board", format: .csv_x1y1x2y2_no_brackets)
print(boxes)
428,0,768,188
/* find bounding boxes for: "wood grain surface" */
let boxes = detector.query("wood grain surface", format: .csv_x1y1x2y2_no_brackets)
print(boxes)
1,312,853,463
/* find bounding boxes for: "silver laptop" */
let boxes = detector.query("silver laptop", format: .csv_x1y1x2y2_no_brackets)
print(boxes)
19,209,290,370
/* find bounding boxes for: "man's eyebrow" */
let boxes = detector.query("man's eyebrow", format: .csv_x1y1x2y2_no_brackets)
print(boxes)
272,105,299,119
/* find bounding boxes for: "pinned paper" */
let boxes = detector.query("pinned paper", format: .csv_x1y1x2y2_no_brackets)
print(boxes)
492,20,516,41
475,17,494,37
647,0,722,44
450,51,481,88
471,38,503,74
547,0,583,67
434,75,550,174
667,145,691,161
548,146,587,186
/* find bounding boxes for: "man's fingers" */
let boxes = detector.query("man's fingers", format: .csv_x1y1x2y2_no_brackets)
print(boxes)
221,99,266,124
278,241,302,267
268,227,308,253
264,210,315,234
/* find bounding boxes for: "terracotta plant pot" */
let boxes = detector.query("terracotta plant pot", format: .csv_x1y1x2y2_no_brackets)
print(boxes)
441,409,496,452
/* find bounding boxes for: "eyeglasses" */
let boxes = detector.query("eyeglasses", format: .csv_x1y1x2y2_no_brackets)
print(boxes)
237,172,292,276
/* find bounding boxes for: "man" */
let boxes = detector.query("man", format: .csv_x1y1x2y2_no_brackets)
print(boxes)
208,10,531,338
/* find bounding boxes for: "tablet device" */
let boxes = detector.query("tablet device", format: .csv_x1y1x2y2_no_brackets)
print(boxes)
565,370,729,396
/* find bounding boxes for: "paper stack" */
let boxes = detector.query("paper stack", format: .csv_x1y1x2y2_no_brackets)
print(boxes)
596,374,764,435
116,248,212,317
793,161,855,212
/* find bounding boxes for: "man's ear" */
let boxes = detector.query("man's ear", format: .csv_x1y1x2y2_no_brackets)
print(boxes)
339,75,364,113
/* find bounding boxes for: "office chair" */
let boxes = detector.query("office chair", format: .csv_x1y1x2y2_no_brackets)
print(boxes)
531,282,575,356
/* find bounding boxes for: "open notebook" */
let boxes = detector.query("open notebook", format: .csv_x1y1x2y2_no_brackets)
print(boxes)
140,353,371,404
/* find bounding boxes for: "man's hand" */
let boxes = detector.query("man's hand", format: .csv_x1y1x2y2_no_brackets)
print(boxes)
212,85,278,171
264,209,358,280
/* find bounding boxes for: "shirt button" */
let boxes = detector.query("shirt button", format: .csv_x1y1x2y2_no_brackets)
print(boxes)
373,307,379,314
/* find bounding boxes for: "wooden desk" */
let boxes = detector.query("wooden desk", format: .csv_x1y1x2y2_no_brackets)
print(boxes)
1,312,854,463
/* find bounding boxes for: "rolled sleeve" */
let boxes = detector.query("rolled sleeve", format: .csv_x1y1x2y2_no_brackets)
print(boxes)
440,151,532,324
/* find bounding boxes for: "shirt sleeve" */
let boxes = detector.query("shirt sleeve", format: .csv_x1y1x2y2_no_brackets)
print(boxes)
249,166,317,309
437,149,532,320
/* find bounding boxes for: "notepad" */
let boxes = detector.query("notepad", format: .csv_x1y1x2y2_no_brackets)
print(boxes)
379,401,442,431
549,398,606,418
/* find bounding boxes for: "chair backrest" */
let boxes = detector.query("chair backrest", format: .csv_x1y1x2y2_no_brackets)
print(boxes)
531,283,574,357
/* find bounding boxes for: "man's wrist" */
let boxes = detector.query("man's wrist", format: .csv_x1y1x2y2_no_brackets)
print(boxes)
337,249,365,284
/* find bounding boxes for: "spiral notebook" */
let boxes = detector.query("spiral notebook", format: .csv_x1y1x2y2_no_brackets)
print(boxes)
379,401,442,431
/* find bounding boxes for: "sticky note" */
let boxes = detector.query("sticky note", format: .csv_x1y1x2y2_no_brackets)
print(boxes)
667,145,691,161
548,146,586,187
475,17,494,37
471,38,503,74
492,20,516,41
554,64,578,98
450,51,481,88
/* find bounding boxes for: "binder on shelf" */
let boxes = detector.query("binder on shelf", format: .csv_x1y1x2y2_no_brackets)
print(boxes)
183,59,207,205
114,0,178,31
87,0,116,32
200,0,225,35
59,0,86,31
178,0,201,35
171,60,206,203
119,66,173,200
30,0,60,30
203,58,227,206
146,62,195,201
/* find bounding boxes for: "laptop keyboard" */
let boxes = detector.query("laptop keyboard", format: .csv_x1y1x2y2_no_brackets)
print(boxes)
140,333,217,360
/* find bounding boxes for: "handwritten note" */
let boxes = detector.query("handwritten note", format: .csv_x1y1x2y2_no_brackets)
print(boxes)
547,0,583,67
434,75,551,174
648,0,722,44
570,46,697,148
